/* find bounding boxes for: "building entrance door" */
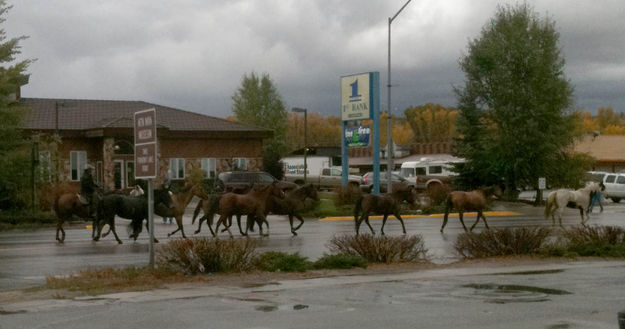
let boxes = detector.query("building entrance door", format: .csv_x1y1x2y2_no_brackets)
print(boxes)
113,160,124,189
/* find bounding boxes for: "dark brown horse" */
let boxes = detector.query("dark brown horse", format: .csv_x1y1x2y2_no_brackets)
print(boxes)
192,193,221,236
353,184,417,235
440,186,503,233
213,182,285,237
243,184,319,236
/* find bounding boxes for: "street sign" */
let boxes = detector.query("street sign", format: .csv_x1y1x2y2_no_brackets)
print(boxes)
134,108,157,179
538,177,546,190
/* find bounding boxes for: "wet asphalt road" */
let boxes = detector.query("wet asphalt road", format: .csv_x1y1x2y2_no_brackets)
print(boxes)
1,199,624,291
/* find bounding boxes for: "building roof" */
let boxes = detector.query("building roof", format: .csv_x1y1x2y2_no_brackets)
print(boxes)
574,134,625,162
20,98,271,138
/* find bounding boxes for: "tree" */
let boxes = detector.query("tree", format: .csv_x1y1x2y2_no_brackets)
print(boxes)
454,4,583,197
0,1,32,209
232,72,287,155
404,103,458,143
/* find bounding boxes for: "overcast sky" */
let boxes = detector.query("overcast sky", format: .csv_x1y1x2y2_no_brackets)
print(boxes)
6,0,625,118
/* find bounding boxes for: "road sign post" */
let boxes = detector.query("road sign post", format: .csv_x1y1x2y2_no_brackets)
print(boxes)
134,108,157,268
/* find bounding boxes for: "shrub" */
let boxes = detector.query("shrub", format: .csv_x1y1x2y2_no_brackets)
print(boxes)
454,227,552,258
254,251,311,272
333,184,361,206
327,234,428,263
312,253,368,269
157,238,259,274
559,225,625,257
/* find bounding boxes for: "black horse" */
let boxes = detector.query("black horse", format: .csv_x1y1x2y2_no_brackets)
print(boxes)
93,188,173,244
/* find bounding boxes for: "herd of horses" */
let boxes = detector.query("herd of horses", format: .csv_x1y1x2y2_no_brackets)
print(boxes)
51,177,605,244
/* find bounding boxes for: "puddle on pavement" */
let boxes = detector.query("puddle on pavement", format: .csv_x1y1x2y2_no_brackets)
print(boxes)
293,304,309,310
0,309,26,315
454,283,572,304
546,323,571,329
497,269,564,276
255,305,278,312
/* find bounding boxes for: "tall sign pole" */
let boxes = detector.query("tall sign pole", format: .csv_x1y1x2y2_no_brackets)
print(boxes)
134,108,157,268
341,72,380,194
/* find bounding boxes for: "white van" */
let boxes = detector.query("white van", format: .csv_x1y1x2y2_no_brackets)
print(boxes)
602,173,625,203
400,157,463,190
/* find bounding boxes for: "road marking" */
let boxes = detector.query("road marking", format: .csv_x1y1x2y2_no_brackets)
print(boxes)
320,211,522,221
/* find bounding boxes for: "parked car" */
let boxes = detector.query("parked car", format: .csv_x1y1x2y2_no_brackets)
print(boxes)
284,167,361,190
216,171,297,193
360,171,415,193
602,173,625,203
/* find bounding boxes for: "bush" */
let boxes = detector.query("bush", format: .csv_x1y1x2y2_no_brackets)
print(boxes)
454,227,552,258
312,253,368,269
254,251,311,272
333,184,361,206
327,234,428,263
559,225,625,257
157,238,259,274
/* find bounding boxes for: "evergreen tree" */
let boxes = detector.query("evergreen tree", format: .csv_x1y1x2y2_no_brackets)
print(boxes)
454,4,586,196
0,1,32,208
232,72,287,156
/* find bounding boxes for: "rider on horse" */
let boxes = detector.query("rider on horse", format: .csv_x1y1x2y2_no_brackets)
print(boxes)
80,165,99,217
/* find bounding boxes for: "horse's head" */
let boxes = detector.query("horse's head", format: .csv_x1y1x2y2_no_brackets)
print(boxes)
190,184,209,200
484,185,503,199
270,182,286,199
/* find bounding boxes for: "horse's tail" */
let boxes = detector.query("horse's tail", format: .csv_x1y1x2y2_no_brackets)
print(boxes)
53,194,62,219
354,195,363,221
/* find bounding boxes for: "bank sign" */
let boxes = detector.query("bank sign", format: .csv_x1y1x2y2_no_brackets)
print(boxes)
341,73,371,121
345,125,371,148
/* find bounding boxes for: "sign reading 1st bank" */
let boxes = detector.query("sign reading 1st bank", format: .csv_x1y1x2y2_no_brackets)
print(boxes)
341,73,371,121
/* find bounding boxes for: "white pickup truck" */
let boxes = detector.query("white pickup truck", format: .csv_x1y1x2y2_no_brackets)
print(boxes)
284,167,362,189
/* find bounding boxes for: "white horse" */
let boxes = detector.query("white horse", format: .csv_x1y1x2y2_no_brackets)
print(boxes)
544,182,602,226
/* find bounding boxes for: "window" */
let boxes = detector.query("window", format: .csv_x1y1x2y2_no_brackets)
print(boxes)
401,168,415,177
169,158,185,179
605,175,616,183
617,176,625,184
39,151,52,182
96,161,103,184
321,168,331,176
233,158,247,171
428,166,443,174
331,168,341,176
415,167,426,175
201,158,217,178
70,151,87,181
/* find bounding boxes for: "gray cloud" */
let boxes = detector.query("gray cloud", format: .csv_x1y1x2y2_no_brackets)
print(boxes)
6,0,625,118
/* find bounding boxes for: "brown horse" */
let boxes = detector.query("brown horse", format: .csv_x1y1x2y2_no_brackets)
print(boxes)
353,184,417,235
154,183,209,238
213,182,285,237
243,184,320,236
53,192,90,243
440,186,503,233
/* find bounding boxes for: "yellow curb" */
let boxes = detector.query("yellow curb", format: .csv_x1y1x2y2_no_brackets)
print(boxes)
86,225,92,229
320,211,521,222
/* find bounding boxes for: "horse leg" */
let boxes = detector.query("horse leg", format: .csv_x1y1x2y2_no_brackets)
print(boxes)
237,215,247,236
216,214,233,238
195,215,206,234
394,211,407,234
363,212,375,235
168,215,186,238
458,212,469,232
109,222,123,244
56,219,66,243
471,210,488,231
256,212,269,237
380,214,389,236
355,214,363,235
579,207,586,226
292,213,305,235
144,220,159,243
